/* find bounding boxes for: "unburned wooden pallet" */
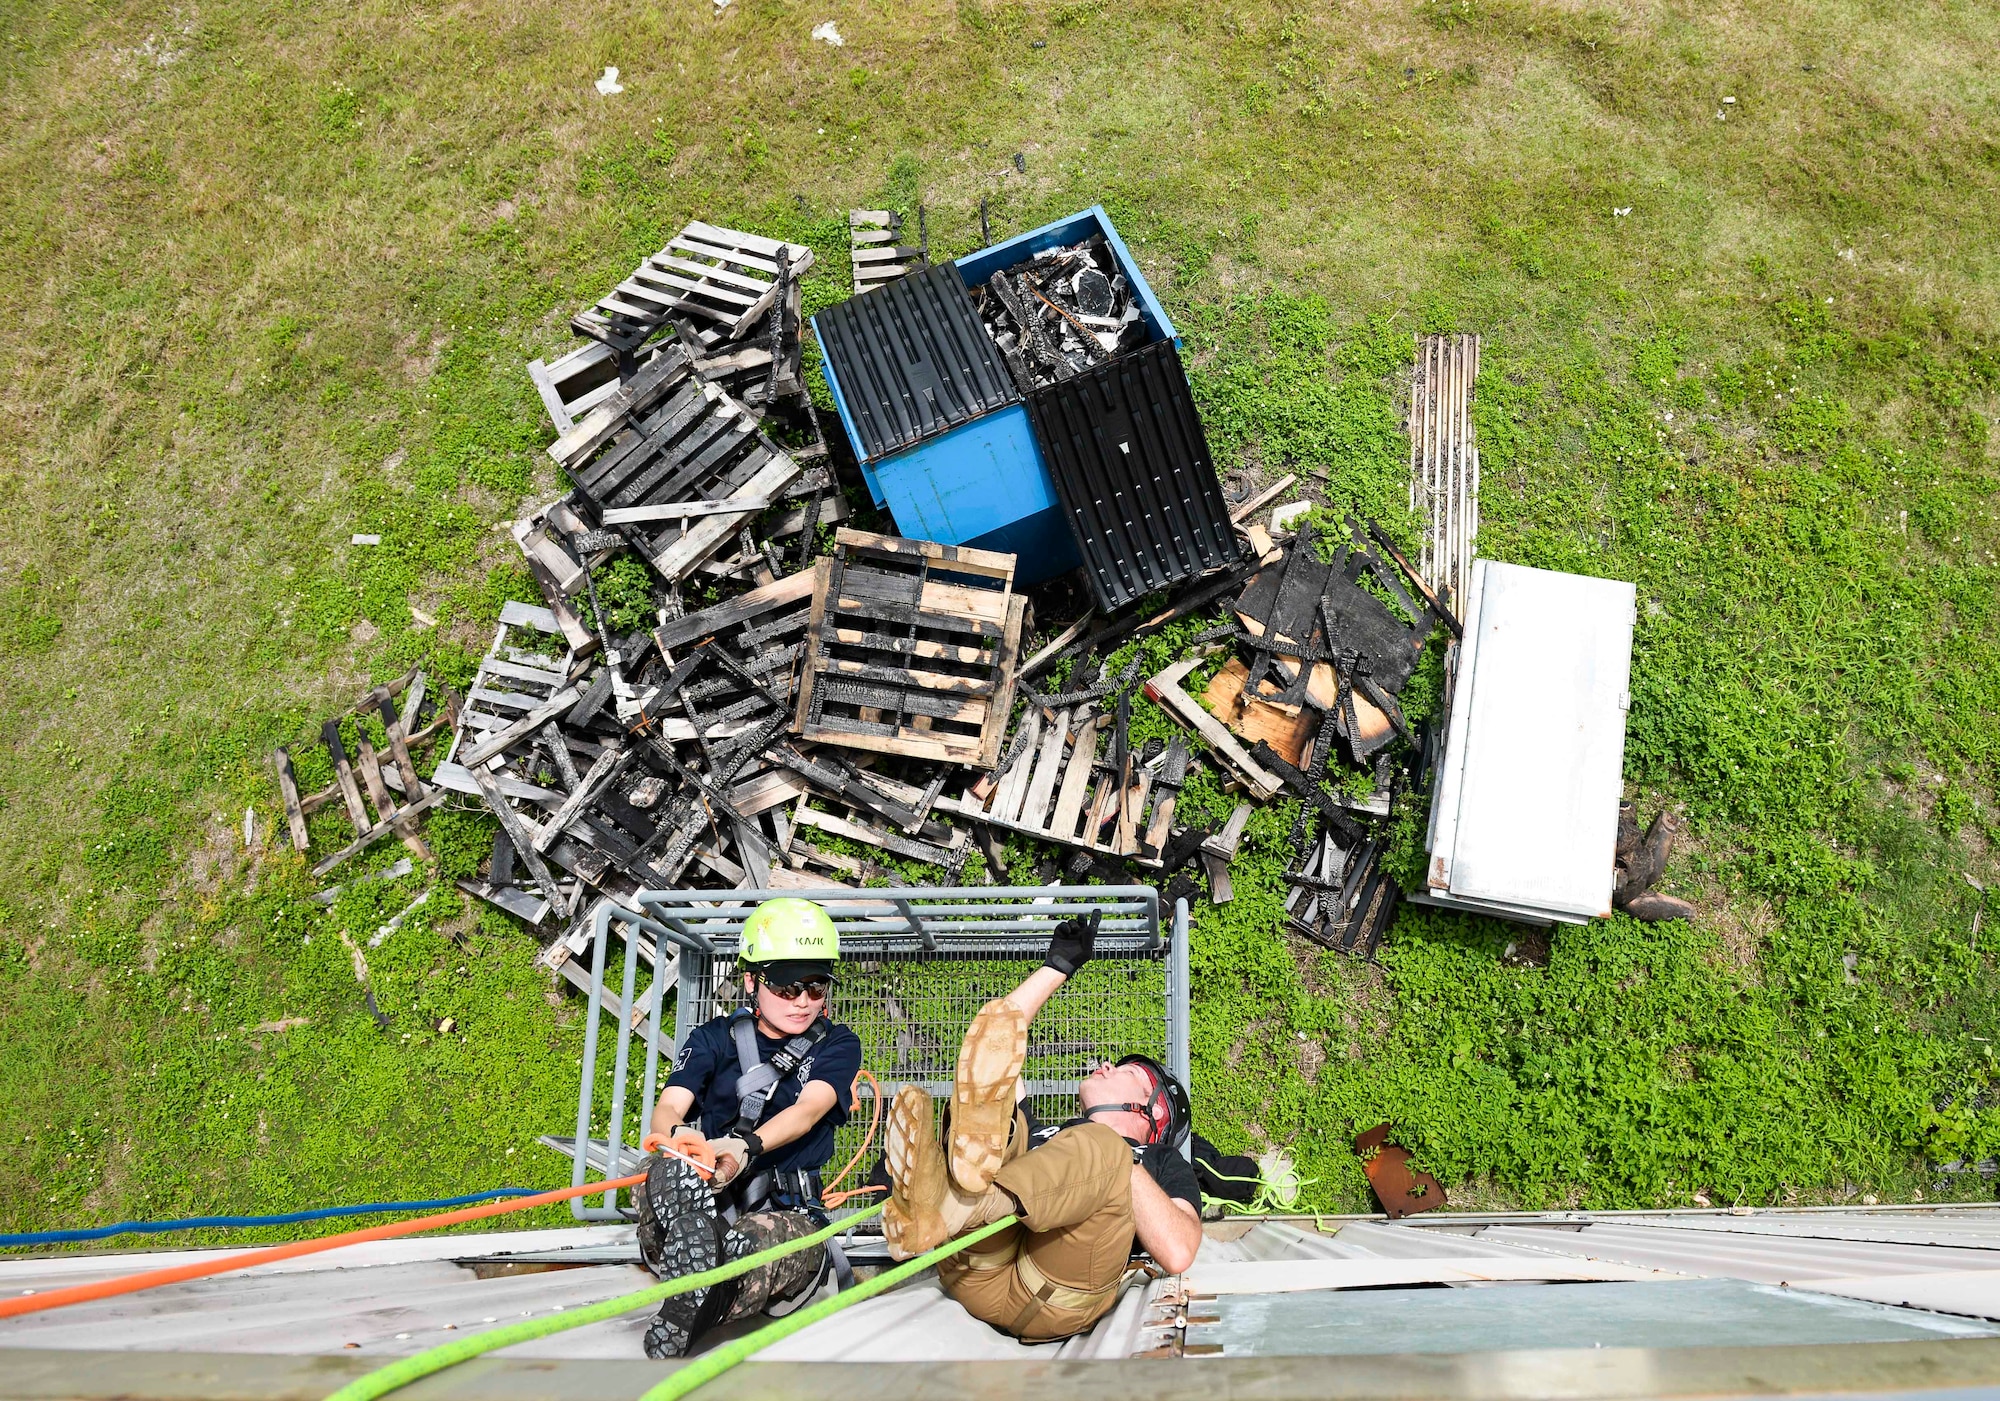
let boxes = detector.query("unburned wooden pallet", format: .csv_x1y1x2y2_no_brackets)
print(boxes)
438,606,578,777
573,221,815,349
794,531,1026,768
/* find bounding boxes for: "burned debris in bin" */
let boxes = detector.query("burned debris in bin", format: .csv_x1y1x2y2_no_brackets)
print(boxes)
968,234,1147,394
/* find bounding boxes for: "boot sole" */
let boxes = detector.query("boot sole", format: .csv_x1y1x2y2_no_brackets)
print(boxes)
884,1085,949,1259
641,1158,723,1360
949,999,1027,1192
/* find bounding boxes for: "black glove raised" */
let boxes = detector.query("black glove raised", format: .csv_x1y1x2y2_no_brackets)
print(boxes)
1043,909,1100,978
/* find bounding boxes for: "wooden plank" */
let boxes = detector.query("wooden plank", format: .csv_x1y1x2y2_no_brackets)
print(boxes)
602,497,777,525
1229,473,1299,524
531,743,626,855
1203,658,1318,767
373,698,427,803
794,724,983,767
310,791,444,879
499,600,564,633
791,805,958,868
730,768,808,816
819,658,995,696
472,768,567,914
321,720,372,834
835,567,1014,628
355,733,432,861
991,708,1043,825
461,686,582,767
825,627,992,666
978,594,1029,770
480,656,568,688
1118,772,1153,857
1019,707,1071,831
1049,715,1101,840
646,450,802,581
1146,657,1283,802
1019,611,1095,684
834,528,1017,586
654,566,818,652
273,748,311,853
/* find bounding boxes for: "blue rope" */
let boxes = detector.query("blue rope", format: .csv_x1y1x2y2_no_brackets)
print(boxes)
0,1188,543,1248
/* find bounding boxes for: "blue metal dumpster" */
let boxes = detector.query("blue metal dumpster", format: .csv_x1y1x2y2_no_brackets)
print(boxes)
814,206,1179,585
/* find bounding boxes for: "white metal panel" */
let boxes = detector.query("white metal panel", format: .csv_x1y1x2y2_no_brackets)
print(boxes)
1423,564,1485,883
1432,560,1635,921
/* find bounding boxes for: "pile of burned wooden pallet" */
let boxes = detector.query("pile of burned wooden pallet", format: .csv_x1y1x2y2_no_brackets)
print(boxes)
273,205,1484,976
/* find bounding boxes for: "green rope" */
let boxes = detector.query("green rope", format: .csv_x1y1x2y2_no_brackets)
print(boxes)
324,1201,887,1401
636,1214,1021,1401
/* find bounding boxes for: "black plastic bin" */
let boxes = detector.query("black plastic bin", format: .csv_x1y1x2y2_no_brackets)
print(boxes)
1026,339,1242,612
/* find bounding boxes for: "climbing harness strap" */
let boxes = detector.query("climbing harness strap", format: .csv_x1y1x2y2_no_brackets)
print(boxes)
730,1009,831,1136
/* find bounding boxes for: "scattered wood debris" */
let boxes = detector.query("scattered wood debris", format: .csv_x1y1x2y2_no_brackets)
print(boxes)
272,670,456,879
278,208,1484,985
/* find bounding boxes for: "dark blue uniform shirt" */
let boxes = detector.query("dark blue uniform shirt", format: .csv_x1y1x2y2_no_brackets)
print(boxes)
665,1013,861,1175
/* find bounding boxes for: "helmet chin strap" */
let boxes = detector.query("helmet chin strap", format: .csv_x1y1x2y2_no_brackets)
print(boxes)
1077,1101,1161,1146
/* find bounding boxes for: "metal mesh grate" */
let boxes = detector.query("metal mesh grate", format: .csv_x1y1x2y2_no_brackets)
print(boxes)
562,886,1188,1220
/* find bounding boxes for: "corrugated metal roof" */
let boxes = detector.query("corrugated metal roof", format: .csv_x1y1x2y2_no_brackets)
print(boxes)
1025,340,1240,612
14,1208,2000,1370
1469,1221,2000,1283
814,265,1019,462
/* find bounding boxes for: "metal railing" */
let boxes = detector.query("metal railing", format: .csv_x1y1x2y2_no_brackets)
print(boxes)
561,886,1190,1221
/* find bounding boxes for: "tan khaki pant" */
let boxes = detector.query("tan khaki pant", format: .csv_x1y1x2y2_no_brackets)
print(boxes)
937,1115,1135,1341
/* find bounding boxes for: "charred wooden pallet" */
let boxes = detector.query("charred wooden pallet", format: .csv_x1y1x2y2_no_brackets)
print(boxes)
272,669,457,879
547,343,805,584
1231,521,1431,765
937,703,1179,867
795,530,1027,768
572,221,815,350
1285,820,1399,959
850,208,927,294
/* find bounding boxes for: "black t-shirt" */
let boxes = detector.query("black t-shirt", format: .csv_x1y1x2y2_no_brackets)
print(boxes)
1023,1110,1203,1217
665,1013,861,1174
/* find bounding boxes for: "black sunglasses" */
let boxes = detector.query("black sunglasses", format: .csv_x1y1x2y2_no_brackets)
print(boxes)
759,976,831,1002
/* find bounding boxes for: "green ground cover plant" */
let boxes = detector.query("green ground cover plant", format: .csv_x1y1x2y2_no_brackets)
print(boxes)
1,0,1996,1236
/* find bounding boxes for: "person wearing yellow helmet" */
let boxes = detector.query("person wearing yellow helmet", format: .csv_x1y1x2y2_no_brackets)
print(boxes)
633,897,861,1360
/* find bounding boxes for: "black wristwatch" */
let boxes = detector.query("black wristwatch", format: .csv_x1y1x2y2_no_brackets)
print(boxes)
741,1129,765,1161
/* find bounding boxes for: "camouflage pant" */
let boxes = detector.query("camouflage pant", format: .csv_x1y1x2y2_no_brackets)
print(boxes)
718,1208,827,1319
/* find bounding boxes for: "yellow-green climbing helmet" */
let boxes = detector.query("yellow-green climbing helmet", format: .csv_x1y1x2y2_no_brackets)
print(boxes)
740,897,839,965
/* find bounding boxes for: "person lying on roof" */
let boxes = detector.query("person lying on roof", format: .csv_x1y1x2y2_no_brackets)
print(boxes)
634,897,860,1360
881,910,1205,1341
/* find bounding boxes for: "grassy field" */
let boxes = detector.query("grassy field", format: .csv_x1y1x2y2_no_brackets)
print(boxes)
2,0,1998,1236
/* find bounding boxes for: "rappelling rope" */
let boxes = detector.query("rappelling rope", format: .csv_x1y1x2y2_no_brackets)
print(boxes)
0,1189,544,1249
322,1200,891,1401
0,1171,650,1321
634,1214,1021,1401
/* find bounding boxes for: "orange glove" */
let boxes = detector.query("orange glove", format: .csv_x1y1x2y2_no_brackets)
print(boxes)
641,1128,718,1179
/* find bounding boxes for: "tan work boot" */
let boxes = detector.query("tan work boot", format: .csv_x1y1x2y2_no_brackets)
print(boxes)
884,1085,1014,1259
949,998,1028,1192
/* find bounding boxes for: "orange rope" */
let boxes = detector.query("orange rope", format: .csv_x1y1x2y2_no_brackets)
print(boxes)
0,1172,648,1322
820,1069,882,1201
